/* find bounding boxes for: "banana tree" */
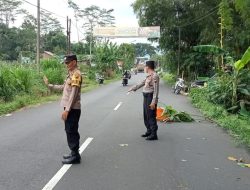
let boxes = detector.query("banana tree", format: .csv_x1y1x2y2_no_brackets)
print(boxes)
232,47,250,107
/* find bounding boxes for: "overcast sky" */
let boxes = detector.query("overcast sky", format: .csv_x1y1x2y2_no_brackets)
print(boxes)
18,0,151,44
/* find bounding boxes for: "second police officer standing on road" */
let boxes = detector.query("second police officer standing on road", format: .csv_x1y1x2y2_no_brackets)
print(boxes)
43,54,82,164
129,60,160,140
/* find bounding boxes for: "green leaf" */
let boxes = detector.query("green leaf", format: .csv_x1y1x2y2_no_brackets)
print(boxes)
234,47,250,71
193,45,227,55
238,88,250,96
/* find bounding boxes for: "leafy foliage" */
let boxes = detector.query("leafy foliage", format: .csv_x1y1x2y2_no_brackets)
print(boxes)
163,105,194,122
190,87,250,147
133,0,250,76
41,59,65,84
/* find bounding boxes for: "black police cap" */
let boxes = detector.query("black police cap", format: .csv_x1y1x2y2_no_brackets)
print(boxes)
64,54,77,63
146,60,155,69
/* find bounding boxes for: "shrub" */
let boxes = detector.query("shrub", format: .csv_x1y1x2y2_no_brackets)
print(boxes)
0,65,17,101
41,59,63,70
190,88,250,147
13,66,33,93
162,73,176,85
207,73,233,109
41,59,65,84
44,68,65,84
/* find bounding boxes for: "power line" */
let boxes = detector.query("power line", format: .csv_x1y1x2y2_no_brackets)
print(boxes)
21,0,66,19
21,0,87,40
177,5,220,28
178,7,219,28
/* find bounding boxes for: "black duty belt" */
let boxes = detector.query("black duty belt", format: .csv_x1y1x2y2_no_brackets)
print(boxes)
143,92,153,97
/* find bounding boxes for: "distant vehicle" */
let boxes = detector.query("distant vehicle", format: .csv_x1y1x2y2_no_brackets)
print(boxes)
137,63,145,72
95,73,104,84
135,57,149,73
127,71,131,79
122,71,130,86
173,78,185,94
122,75,128,86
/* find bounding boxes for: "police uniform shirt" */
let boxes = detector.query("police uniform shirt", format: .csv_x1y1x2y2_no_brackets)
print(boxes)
132,72,160,104
48,68,82,111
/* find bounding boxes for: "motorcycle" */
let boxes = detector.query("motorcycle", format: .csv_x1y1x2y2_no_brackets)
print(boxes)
191,80,206,88
173,78,185,94
122,74,128,86
96,74,104,84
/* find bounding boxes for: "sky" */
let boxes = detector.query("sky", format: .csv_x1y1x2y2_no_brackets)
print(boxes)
18,0,152,44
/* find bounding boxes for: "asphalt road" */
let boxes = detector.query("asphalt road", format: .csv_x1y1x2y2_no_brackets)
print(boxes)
0,73,250,190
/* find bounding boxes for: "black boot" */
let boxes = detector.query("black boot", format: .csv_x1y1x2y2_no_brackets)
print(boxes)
63,150,78,159
63,153,72,159
62,151,81,164
146,133,158,141
141,132,151,137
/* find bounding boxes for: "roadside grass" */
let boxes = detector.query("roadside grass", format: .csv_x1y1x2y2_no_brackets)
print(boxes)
0,76,120,116
162,76,250,148
190,88,250,148
0,94,60,116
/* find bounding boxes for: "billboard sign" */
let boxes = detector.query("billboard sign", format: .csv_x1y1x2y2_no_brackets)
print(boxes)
93,26,160,38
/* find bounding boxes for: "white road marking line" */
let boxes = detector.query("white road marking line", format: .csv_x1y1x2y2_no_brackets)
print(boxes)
42,137,93,190
114,102,122,111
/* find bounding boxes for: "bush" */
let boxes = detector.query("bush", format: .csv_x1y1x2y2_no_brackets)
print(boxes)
13,66,33,93
0,65,17,101
41,59,63,70
162,73,176,85
41,59,65,84
44,68,65,84
207,73,233,109
190,88,250,147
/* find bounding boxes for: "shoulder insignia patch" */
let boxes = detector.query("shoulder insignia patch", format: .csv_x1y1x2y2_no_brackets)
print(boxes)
71,71,82,87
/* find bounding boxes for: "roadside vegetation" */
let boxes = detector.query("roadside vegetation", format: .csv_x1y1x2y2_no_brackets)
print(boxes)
0,0,138,116
0,61,119,116
134,0,250,147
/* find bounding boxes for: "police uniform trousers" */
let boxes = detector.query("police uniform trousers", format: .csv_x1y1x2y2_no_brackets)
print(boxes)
64,109,81,153
143,93,158,135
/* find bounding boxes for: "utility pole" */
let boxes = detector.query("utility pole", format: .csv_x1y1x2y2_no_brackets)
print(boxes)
66,17,71,54
69,18,71,53
219,16,224,68
36,0,40,72
75,18,80,43
177,27,181,76
89,21,93,66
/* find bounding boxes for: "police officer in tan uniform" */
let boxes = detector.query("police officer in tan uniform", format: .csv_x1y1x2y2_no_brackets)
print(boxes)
43,54,82,164
128,60,160,140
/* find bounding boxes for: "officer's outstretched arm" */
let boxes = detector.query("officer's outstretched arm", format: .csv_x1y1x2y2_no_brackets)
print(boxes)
130,79,146,92
48,84,65,91
44,76,65,91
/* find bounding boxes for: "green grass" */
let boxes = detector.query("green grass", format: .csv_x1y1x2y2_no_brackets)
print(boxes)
0,76,120,116
190,88,250,148
0,94,60,116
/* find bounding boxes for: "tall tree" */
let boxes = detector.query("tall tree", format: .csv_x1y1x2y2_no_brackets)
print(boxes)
133,43,157,57
0,0,23,27
67,1,116,53
118,43,135,70
133,0,250,76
